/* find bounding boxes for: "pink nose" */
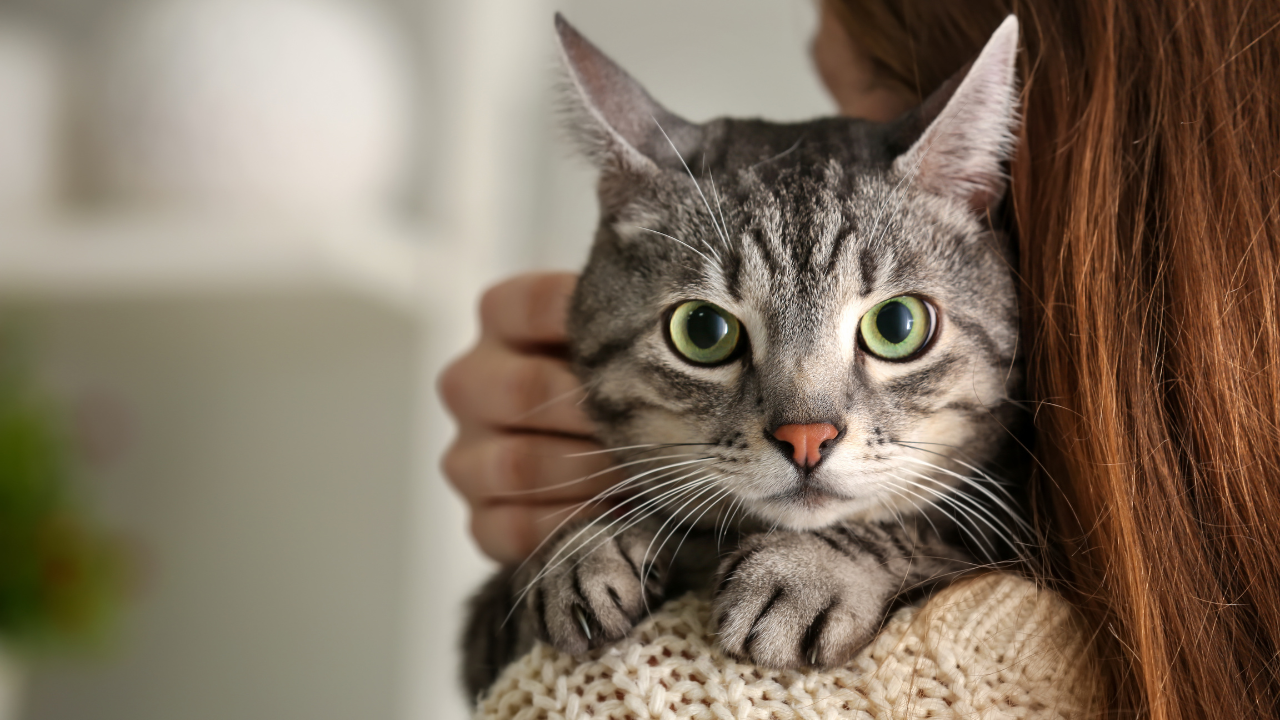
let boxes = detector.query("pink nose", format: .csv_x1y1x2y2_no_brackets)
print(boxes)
771,423,839,469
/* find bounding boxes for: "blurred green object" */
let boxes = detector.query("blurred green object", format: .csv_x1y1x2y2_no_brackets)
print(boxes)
0,334,121,652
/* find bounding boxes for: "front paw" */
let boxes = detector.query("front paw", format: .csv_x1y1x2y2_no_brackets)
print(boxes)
712,531,887,669
517,523,667,656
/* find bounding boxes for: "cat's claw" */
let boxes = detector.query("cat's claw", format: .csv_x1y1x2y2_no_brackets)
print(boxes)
711,531,886,670
517,523,668,656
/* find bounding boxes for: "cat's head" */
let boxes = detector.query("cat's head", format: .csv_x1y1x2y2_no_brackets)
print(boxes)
558,14,1023,531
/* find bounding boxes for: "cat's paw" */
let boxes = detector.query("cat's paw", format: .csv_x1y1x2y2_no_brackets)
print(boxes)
711,531,887,669
517,523,667,656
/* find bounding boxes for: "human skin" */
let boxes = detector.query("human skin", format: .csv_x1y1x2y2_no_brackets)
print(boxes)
439,2,916,564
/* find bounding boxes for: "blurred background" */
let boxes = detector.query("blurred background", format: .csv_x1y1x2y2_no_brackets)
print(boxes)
0,0,830,718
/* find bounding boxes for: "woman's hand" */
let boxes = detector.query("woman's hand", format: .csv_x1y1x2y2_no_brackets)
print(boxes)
439,273,618,565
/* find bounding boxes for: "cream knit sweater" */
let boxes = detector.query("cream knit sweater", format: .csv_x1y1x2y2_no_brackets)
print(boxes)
475,573,1096,720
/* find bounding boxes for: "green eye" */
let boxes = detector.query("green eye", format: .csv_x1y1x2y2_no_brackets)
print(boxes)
667,301,744,365
859,296,933,360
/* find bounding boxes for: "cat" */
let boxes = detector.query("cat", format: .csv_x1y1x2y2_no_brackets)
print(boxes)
463,13,1027,699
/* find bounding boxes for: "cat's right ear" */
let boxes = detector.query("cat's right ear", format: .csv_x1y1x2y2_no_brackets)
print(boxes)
555,14,701,174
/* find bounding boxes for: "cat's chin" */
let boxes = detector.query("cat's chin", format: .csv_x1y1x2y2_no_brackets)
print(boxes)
750,493,880,531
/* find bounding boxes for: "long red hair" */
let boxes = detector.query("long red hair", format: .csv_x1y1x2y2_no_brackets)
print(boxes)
832,0,1280,717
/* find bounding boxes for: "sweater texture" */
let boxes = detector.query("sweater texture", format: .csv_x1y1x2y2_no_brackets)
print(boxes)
475,572,1095,720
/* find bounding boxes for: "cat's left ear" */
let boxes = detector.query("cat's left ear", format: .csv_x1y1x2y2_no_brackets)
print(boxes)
555,14,702,174
892,16,1020,215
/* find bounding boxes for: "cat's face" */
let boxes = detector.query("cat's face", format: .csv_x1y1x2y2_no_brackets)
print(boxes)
559,17,1022,530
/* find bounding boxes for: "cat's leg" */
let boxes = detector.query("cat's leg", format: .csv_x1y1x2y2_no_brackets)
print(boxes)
512,514,672,656
461,517,667,699
710,519,972,669
462,566,532,700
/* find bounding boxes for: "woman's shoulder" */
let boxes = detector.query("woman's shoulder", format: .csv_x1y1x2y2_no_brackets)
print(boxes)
475,572,1098,719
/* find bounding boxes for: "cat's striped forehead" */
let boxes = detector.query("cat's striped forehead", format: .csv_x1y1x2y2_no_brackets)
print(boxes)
617,144,996,360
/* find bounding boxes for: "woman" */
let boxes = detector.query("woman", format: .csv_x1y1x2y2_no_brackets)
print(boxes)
441,0,1280,716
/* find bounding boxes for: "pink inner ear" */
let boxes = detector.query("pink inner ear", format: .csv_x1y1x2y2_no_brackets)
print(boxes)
555,13,700,170
892,15,1019,216
956,170,1007,215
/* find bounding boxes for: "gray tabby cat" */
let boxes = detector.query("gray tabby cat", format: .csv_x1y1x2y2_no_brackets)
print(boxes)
464,14,1027,698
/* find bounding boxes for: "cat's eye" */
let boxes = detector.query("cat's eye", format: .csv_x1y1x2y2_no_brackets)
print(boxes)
859,296,934,361
667,301,744,366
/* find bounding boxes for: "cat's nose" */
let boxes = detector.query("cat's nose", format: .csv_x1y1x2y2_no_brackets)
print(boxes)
770,423,840,470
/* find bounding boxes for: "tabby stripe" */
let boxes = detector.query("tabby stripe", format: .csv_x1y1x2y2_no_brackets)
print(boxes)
748,227,784,279
823,217,855,277
725,248,744,302
946,314,1007,365
746,587,786,660
715,547,761,598
817,533,849,557
578,336,638,371
818,531,878,568
835,525,889,565
616,536,643,583
856,246,879,296
801,599,839,666
878,524,914,560
571,567,600,640
885,353,961,398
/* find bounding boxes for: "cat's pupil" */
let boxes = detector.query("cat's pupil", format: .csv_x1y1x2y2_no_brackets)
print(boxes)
687,306,729,349
876,301,914,344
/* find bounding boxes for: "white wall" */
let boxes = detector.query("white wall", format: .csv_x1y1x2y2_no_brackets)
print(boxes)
22,296,417,720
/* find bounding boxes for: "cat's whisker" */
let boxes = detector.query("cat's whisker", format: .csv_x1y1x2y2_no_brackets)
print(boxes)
642,478,731,583
650,484,736,590
707,169,735,251
605,468,725,543
893,451,1030,529
898,470,1023,553
874,484,921,544
492,451,711,498
520,474,723,606
903,463,1031,537
616,475,723,613
636,226,715,265
883,475,1002,562
877,482,944,541
523,460,719,526
506,456,720,589
716,493,746,549
508,480,710,622
747,135,803,170
886,472,1027,564
891,440,1019,493
651,116,729,259
504,476,717,628
517,464,723,590
509,377,601,424
590,456,726,506
561,443,661,457
562,442,719,459
873,495,913,539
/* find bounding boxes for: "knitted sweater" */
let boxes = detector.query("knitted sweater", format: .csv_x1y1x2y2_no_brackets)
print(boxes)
475,573,1096,720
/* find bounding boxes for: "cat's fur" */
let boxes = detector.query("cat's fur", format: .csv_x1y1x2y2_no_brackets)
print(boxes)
463,14,1026,699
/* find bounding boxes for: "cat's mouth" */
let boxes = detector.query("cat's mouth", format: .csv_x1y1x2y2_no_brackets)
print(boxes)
763,479,855,508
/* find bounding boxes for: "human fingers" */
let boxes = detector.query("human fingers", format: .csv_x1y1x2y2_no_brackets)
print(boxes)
480,272,578,346
470,503,601,567
439,340,595,435
442,432,621,505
